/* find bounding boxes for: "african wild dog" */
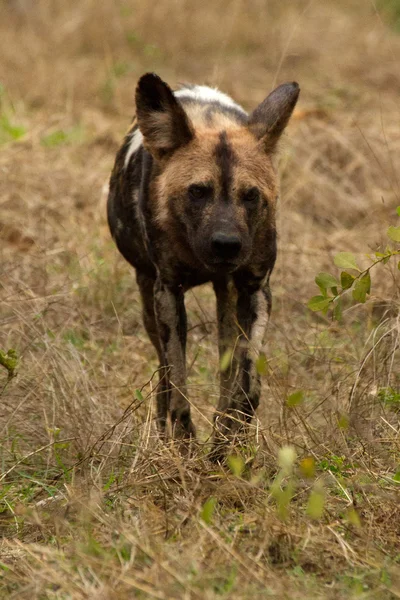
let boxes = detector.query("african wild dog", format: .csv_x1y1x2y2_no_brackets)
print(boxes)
107,73,299,455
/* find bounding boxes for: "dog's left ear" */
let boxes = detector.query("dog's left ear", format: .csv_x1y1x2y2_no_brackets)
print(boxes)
135,73,194,161
248,82,300,152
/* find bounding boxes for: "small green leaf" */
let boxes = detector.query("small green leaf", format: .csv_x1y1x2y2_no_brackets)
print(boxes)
346,507,361,528
337,413,349,429
398,261,400,271
396,206,400,217
363,271,372,293
334,252,360,271
6,124,25,140
0,115,26,144
333,298,342,321
306,486,325,520
41,126,84,148
256,352,268,375
227,454,245,477
300,456,316,478
103,470,116,491
0,349,18,378
387,226,400,242
41,130,69,147
307,296,332,312
340,271,355,290
352,272,371,303
220,349,233,373
274,481,295,521
286,390,304,408
135,389,144,401
393,465,400,482
200,497,217,524
315,272,338,291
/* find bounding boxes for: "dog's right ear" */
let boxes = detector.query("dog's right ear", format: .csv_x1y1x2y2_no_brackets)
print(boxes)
135,73,194,161
248,82,300,153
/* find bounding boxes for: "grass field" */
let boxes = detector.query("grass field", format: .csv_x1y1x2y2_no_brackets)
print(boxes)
1,0,400,598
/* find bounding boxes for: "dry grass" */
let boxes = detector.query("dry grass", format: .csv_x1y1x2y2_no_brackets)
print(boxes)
1,0,400,598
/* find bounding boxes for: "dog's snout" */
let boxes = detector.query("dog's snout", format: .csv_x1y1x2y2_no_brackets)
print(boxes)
211,232,242,260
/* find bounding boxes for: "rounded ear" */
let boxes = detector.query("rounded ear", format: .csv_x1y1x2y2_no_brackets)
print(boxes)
247,82,300,152
135,73,194,160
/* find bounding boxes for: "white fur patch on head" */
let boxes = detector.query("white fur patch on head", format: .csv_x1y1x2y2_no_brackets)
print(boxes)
175,85,246,114
124,128,144,169
124,85,246,169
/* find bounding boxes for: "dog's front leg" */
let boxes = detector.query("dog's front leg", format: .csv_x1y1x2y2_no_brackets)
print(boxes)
154,278,196,440
213,277,239,414
212,279,271,453
234,282,271,422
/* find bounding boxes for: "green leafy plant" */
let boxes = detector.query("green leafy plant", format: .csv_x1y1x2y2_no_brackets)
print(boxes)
378,387,400,411
318,455,352,477
286,390,305,408
306,482,325,520
227,454,245,477
0,115,26,144
270,446,297,520
41,125,85,147
308,207,400,319
200,497,217,525
0,84,26,144
0,349,18,380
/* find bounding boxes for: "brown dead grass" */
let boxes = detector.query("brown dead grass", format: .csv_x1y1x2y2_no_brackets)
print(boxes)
1,0,400,598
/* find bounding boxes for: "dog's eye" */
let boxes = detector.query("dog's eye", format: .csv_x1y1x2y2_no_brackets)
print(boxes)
242,187,260,203
188,184,212,201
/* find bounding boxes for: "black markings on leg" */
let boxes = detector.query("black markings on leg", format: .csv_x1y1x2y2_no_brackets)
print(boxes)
214,278,239,415
136,272,169,434
212,278,272,458
154,278,196,441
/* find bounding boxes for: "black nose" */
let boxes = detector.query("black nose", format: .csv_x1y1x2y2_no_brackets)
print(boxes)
211,232,242,260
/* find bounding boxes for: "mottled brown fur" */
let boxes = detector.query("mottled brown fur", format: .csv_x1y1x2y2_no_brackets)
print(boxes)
107,73,299,458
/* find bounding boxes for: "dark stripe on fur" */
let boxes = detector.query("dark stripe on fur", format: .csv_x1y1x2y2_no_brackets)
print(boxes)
214,131,237,202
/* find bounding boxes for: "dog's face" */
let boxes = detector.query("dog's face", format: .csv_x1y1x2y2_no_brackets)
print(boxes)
135,74,299,273
156,128,277,273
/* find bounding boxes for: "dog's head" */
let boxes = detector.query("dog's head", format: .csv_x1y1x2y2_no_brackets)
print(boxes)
135,73,299,273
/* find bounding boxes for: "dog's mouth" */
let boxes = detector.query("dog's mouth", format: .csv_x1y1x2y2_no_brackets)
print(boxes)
204,259,240,273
